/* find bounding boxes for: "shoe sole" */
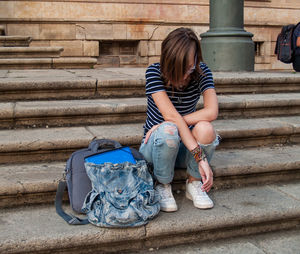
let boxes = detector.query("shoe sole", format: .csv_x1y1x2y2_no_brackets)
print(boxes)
160,206,178,212
186,191,214,209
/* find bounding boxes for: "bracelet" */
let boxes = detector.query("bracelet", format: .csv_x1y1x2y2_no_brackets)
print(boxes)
191,145,202,163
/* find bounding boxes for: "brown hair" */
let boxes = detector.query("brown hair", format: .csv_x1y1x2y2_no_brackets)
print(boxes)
160,27,203,88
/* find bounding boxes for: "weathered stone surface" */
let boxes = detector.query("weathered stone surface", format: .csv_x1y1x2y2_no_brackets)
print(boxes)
148,41,161,56
76,24,114,40
0,205,146,254
139,228,300,254
7,24,40,39
0,102,14,119
0,36,32,47
0,182,299,254
0,46,63,58
29,40,50,47
0,162,63,196
145,183,300,248
0,25,5,35
0,58,52,69
83,40,99,57
1,144,300,207
52,57,97,68
39,24,76,40
1,1,300,70
0,127,94,153
50,40,83,56
88,123,143,146
1,93,300,128
138,40,148,57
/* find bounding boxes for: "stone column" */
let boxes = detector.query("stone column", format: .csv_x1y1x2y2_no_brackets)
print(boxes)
200,0,254,71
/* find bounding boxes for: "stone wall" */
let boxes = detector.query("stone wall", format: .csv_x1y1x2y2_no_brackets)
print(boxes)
0,0,299,70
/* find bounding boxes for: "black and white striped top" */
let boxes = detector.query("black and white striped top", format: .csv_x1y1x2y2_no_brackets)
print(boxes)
143,62,215,137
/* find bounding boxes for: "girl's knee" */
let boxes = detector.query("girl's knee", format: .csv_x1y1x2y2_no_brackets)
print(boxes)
192,121,216,144
157,122,180,148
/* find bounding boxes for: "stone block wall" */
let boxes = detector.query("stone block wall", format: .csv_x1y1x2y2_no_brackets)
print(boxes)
0,0,299,70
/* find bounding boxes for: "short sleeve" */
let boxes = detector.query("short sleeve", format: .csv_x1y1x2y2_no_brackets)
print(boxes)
198,63,215,94
145,63,166,95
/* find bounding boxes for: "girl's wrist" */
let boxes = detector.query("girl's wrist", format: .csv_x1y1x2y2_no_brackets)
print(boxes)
191,145,203,163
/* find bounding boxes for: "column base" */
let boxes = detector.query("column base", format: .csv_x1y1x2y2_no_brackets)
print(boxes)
200,30,255,72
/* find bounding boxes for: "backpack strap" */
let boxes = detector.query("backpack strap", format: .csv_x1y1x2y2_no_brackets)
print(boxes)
55,180,89,225
88,139,122,152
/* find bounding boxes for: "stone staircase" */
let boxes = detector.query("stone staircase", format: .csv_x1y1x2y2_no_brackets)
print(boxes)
0,69,300,253
0,26,96,69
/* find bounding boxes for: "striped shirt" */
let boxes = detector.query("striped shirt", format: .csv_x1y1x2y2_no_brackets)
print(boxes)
143,62,215,137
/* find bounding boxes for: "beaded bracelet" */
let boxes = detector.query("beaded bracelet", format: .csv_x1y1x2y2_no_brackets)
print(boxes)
191,145,203,163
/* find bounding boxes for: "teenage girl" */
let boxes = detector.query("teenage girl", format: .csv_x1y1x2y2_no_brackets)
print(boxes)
139,27,219,212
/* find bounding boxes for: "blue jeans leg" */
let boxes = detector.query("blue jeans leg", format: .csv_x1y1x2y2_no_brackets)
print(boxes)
139,122,180,184
175,135,220,179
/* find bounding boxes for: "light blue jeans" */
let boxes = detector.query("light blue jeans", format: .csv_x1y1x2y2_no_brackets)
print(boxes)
139,122,220,184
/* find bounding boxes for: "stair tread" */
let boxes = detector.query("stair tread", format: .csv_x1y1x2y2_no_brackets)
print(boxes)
1,93,300,119
138,228,300,254
1,116,300,153
1,70,300,99
1,144,300,197
1,181,299,253
0,35,31,40
1,69,300,86
0,46,63,52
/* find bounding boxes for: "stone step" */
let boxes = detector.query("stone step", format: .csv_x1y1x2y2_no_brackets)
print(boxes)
0,57,97,69
0,46,63,58
1,93,300,129
0,116,299,164
0,36,32,47
1,181,299,253
0,25,5,35
135,228,300,254
1,145,299,208
0,70,300,101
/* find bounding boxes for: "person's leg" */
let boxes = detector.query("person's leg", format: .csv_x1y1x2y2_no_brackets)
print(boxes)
139,122,180,212
139,122,180,184
183,121,220,209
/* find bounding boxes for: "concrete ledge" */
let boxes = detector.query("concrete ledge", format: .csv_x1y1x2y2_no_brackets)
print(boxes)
0,46,63,58
0,36,32,47
52,57,97,69
0,58,52,69
1,93,300,128
1,145,300,208
0,57,97,69
0,69,300,100
0,76,97,101
0,182,299,254
0,116,299,163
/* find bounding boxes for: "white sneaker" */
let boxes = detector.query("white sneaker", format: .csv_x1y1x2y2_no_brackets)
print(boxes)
155,183,178,212
186,180,214,209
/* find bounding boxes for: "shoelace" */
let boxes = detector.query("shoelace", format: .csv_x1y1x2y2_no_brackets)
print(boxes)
192,181,207,196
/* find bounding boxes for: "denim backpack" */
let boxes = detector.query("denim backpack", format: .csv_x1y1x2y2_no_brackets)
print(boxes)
55,139,160,227
82,160,160,227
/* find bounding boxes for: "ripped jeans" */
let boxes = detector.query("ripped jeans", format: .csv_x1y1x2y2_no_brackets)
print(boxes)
139,122,220,184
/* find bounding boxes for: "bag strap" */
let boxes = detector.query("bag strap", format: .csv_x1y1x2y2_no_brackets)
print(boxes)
88,139,122,152
55,180,89,225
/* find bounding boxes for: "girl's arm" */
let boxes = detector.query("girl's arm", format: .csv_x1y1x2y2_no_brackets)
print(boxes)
151,91,199,151
297,36,300,47
183,88,218,125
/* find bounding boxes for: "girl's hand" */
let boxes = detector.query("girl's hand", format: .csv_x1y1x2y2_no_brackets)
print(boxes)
198,158,213,192
144,124,161,144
